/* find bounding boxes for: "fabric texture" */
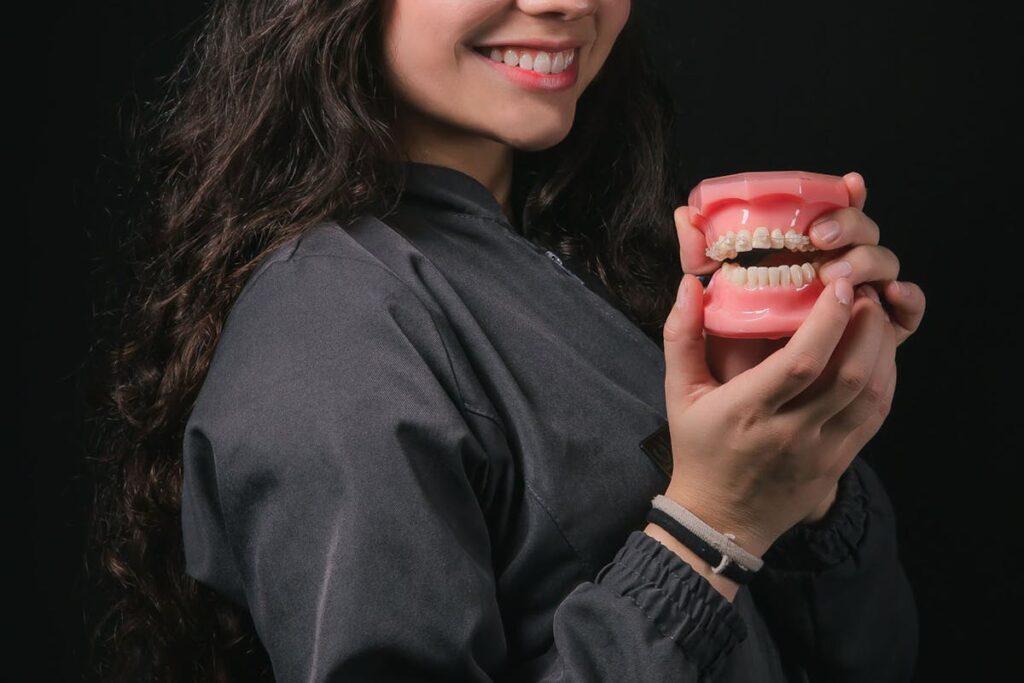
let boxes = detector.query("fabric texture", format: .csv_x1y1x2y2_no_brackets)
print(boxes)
180,160,919,682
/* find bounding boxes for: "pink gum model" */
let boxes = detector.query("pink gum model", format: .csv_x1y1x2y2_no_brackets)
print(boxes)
688,171,850,339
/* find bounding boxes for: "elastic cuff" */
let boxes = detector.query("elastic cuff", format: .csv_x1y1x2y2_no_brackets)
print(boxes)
596,530,748,674
761,462,870,576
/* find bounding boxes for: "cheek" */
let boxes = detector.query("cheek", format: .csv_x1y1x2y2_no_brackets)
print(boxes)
602,0,632,40
582,0,631,81
382,3,480,104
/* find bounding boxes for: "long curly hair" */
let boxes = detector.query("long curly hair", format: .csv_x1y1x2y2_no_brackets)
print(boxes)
81,0,685,680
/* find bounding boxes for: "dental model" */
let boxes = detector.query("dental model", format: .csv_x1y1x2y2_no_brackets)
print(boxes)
688,171,850,339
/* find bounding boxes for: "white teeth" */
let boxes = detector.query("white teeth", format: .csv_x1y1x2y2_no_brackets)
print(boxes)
706,226,818,261
752,227,771,249
784,230,800,249
789,264,804,287
551,51,566,73
533,51,552,73
721,262,818,289
734,229,752,252
484,47,574,74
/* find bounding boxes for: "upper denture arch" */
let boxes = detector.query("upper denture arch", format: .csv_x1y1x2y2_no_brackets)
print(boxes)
704,226,817,261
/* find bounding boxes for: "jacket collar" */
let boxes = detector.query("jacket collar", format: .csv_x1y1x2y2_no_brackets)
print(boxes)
400,160,532,236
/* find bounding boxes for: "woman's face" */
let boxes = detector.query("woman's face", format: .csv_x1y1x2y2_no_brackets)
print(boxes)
382,0,631,154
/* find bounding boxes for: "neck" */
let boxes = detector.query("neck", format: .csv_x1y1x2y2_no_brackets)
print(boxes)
396,102,516,222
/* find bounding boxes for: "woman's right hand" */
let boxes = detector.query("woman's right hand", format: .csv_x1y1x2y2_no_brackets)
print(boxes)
660,272,895,558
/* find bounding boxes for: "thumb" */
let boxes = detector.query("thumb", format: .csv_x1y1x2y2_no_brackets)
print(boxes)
663,273,719,407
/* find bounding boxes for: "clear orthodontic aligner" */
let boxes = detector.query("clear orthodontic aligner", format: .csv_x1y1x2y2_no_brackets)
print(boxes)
705,226,819,261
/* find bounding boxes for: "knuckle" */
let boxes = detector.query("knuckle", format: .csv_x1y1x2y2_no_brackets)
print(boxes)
788,351,822,383
884,247,901,278
866,214,881,240
862,379,888,407
662,318,683,342
837,365,870,393
876,395,894,420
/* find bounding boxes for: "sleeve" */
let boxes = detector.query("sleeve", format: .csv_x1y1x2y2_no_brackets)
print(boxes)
181,253,749,683
748,453,920,682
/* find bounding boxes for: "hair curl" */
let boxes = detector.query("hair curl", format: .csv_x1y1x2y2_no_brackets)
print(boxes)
82,1,684,680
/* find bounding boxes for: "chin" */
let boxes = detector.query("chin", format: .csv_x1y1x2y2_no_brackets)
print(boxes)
501,117,577,152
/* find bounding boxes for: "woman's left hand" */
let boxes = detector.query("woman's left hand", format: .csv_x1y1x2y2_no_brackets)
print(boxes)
673,171,927,524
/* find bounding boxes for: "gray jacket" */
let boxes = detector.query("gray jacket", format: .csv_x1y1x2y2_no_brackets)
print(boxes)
181,161,918,682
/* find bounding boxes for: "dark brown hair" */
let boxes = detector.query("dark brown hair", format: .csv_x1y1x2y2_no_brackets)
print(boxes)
82,1,683,680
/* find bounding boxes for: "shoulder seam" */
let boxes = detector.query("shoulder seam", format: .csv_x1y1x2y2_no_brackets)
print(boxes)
243,252,506,429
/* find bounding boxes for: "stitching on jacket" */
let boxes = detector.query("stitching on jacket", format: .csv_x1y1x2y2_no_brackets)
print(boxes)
611,562,739,667
600,564,699,651
461,403,509,439
523,477,594,577
616,556,702,606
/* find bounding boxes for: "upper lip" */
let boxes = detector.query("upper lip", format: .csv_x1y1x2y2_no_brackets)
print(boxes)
473,39,583,52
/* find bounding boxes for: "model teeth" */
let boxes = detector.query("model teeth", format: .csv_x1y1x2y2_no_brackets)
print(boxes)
705,227,818,261
721,261,819,289
751,227,771,249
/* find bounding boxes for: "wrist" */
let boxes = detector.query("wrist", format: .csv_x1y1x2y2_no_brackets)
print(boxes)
643,522,740,603
801,483,839,525
663,483,775,557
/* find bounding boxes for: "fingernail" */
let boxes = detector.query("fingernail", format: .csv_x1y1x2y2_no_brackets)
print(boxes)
896,280,909,297
811,220,840,244
835,278,853,305
820,260,852,281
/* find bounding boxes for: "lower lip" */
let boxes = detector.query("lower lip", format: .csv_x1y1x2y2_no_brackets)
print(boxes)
471,47,579,92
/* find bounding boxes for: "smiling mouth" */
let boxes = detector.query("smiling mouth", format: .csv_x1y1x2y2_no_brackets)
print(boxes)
709,227,830,290
470,45,578,75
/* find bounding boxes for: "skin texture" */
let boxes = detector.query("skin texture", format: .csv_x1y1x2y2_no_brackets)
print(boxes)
380,0,630,221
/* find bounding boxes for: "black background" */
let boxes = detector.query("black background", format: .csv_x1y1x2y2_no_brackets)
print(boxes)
16,1,1018,680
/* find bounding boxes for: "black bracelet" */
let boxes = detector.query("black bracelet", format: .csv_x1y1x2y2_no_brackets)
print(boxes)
646,506,759,585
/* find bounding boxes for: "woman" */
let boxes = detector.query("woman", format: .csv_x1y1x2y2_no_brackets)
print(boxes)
84,0,926,681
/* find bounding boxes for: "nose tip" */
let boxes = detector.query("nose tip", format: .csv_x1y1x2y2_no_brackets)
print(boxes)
519,0,598,19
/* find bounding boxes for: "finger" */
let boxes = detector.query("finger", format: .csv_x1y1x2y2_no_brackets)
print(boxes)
808,206,881,252
675,205,720,275
780,286,888,427
743,277,855,410
707,336,787,384
663,273,720,407
843,171,867,211
882,279,926,346
821,304,897,437
847,353,898,449
816,244,901,287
